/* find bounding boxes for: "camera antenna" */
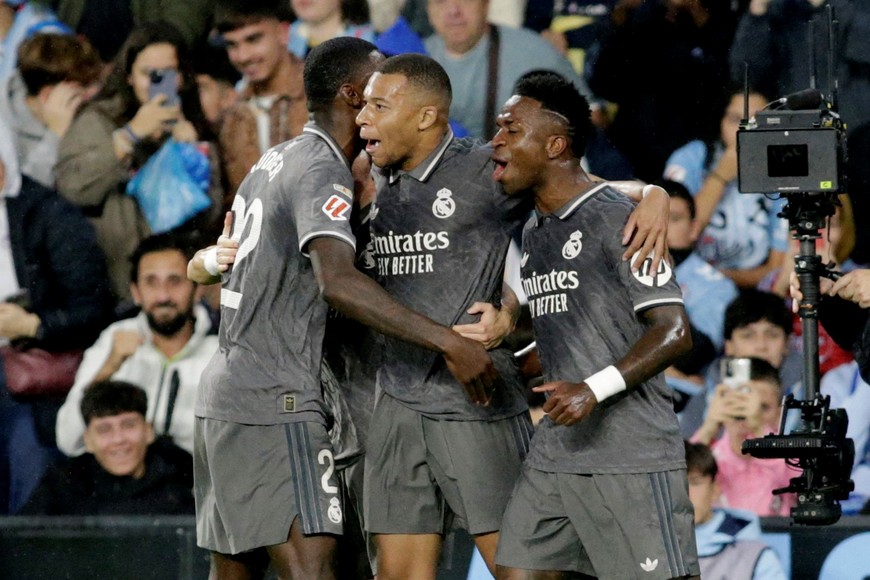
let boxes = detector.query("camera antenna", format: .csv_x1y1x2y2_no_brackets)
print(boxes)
743,62,750,121
808,18,817,91
828,3,838,111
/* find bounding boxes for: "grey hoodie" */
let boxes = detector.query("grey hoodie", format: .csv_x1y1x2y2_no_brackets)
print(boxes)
0,72,60,188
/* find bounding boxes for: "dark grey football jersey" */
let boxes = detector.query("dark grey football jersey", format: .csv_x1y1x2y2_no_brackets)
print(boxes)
521,183,686,474
196,123,356,425
370,132,530,420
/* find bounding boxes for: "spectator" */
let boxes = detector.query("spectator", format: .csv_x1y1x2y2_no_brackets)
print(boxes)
369,0,427,57
55,21,219,303
214,0,308,199
586,0,737,181
56,233,217,458
32,0,215,63
20,380,194,515
190,42,240,134
660,178,737,418
664,89,789,289
662,178,738,353
0,32,101,187
0,115,111,514
287,0,376,59
524,0,615,77
686,441,788,580
423,0,585,139
691,357,798,517
0,0,69,82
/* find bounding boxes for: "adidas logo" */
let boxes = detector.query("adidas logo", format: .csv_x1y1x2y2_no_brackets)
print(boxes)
640,557,659,572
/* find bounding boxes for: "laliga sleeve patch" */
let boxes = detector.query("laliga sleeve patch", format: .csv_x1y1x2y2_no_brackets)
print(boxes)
322,194,351,221
631,251,673,287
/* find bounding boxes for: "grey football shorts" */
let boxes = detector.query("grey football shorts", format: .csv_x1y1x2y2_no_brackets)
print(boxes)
496,466,700,579
364,391,532,536
194,417,344,555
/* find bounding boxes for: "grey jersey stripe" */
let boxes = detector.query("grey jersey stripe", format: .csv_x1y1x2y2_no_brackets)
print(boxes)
650,472,688,577
286,423,323,535
510,414,533,459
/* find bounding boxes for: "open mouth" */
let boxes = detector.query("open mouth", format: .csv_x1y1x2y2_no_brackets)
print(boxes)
492,159,508,181
365,139,381,154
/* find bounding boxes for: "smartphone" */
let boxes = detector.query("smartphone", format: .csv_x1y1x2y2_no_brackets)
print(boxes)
720,357,752,390
148,68,179,107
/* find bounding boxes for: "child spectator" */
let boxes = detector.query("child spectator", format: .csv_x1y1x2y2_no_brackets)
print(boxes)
691,358,798,517
19,380,193,515
686,440,788,579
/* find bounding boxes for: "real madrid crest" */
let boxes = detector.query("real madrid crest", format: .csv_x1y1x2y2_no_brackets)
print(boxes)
562,230,583,259
432,188,455,218
328,497,343,524
360,240,376,270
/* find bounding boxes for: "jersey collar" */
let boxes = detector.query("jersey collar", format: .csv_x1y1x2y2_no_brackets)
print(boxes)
535,181,609,225
389,127,454,184
303,122,350,169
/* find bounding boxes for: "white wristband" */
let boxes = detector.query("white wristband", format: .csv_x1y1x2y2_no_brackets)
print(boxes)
203,247,221,276
641,184,657,199
584,365,626,402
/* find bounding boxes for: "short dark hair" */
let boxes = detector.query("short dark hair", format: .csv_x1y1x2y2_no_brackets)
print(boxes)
17,33,102,96
514,71,592,159
685,441,718,479
304,37,379,113
81,380,148,425
214,0,292,34
191,42,242,86
130,232,200,284
378,53,452,109
656,179,695,220
745,356,781,386
723,289,792,340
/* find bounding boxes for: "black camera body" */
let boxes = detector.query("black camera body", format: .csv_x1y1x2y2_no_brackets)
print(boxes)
737,107,846,194
743,394,854,525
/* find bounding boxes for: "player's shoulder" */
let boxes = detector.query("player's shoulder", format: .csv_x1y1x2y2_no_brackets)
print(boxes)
441,137,494,171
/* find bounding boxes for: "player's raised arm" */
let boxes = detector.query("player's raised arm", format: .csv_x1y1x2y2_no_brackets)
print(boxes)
309,237,499,405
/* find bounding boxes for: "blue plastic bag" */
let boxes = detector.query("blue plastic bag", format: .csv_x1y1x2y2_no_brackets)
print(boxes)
126,138,212,233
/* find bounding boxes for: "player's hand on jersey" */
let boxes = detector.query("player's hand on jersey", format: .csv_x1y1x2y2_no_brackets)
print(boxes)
621,184,668,274
443,335,499,405
532,381,597,426
452,301,515,350
829,269,870,308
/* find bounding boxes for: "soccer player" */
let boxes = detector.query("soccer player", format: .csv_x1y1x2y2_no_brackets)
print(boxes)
355,55,673,579
490,71,700,579
189,38,496,580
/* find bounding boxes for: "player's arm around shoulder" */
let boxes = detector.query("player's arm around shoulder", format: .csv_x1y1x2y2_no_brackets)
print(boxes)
533,305,692,426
